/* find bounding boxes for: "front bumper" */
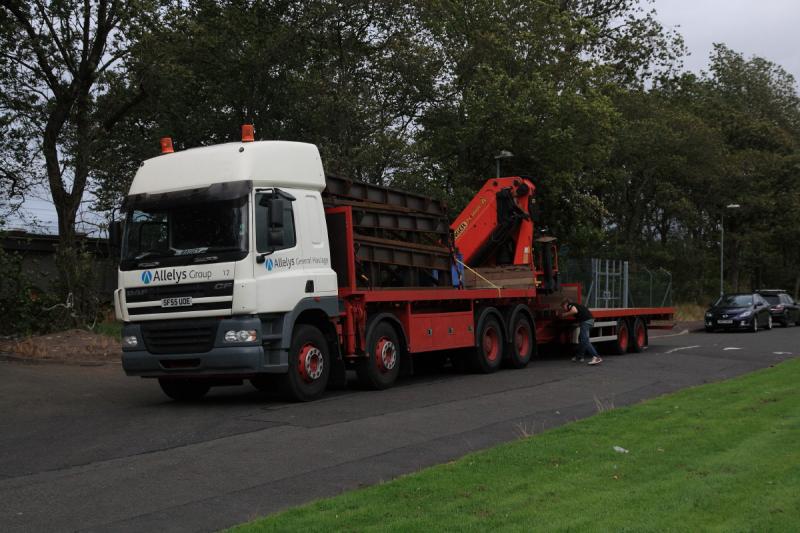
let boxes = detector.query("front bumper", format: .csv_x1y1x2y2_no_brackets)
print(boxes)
121,317,288,377
705,317,755,330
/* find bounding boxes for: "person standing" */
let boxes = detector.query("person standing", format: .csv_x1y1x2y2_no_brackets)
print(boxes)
560,298,602,365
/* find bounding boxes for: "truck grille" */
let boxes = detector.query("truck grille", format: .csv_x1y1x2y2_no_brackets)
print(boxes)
126,281,234,302
141,319,219,354
126,281,234,316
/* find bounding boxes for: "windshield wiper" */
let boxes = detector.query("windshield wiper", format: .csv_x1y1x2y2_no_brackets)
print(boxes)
193,255,219,263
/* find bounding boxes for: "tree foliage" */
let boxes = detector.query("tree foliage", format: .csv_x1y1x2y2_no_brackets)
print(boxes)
2,1,800,311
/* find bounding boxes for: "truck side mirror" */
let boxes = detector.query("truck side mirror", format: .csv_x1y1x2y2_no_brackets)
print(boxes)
269,198,286,228
266,197,287,247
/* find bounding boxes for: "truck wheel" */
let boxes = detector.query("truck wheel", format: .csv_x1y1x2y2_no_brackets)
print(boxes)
629,318,648,353
607,319,629,355
284,324,330,401
158,379,210,402
356,321,402,390
507,313,534,368
471,311,504,373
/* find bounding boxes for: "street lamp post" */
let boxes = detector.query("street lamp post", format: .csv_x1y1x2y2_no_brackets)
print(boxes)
494,150,513,178
720,203,741,296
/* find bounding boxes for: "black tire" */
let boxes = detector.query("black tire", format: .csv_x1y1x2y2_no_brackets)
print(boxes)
766,315,773,330
629,318,648,353
283,324,330,401
607,319,629,355
471,311,505,373
158,379,210,402
751,317,758,333
507,312,534,369
356,321,402,390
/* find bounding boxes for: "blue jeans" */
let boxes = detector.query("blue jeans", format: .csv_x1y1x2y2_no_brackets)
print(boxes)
577,319,598,358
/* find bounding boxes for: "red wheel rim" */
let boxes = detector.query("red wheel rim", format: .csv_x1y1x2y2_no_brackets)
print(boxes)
515,323,530,357
619,324,628,351
297,343,324,383
636,322,646,347
374,337,397,373
483,326,500,362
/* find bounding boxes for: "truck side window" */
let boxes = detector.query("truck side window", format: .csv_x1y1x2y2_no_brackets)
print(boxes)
255,192,296,252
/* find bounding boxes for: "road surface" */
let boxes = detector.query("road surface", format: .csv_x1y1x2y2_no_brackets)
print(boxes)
1,324,797,532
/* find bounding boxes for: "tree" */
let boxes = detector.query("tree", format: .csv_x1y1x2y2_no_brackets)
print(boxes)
0,0,156,307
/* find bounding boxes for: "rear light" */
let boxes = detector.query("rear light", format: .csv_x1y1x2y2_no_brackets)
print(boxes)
160,137,174,154
242,124,255,142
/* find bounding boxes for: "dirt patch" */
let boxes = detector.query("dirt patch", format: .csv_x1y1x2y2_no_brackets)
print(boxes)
0,329,121,364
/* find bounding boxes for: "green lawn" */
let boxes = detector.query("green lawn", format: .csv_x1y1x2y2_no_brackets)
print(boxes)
231,357,800,532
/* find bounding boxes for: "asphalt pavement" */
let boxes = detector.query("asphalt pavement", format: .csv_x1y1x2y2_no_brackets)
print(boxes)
1,323,798,532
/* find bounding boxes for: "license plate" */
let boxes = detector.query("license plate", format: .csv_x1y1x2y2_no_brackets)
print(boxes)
161,297,192,308
717,319,733,324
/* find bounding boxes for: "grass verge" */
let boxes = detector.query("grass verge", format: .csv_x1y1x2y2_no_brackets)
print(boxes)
94,320,122,339
232,358,800,532
674,302,707,321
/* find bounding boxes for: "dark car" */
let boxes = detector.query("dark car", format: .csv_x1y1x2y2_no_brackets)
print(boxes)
756,290,800,327
704,293,773,332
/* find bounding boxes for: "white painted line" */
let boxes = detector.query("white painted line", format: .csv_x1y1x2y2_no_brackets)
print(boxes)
773,352,792,355
723,347,742,351
665,345,701,354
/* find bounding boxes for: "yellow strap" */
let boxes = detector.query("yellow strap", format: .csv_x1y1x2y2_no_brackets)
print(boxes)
456,258,502,297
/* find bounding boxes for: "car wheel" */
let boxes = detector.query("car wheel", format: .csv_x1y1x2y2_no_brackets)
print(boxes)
766,315,772,330
751,317,758,333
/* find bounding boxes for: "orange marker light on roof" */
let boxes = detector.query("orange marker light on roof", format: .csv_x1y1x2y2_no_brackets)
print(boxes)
242,124,255,142
160,137,174,154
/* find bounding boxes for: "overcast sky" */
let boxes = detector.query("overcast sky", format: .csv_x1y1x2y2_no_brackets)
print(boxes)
653,0,800,85
5,1,800,235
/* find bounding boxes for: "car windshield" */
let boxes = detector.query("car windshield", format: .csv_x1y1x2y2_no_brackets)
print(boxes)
761,295,780,304
122,197,247,265
716,295,753,307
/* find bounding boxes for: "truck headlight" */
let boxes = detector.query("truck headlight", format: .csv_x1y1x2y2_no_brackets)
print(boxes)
122,336,139,348
224,330,258,343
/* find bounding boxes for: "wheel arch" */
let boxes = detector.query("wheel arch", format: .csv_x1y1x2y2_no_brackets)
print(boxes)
277,297,340,364
365,312,409,357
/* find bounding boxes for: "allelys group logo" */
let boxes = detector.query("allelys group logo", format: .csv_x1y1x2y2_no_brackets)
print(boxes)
141,271,153,284
265,258,274,271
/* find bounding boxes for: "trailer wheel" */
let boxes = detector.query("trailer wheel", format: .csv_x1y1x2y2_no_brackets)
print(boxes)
158,379,210,402
284,324,330,401
471,310,504,373
356,321,402,390
607,319,629,355
507,313,534,368
629,318,648,353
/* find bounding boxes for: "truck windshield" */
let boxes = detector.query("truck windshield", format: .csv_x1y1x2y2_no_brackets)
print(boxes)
121,197,247,269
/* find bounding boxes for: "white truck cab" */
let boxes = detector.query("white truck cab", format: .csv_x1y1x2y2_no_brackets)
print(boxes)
114,139,339,391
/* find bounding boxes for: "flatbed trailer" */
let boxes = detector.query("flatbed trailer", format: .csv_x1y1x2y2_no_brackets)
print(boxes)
115,132,674,401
